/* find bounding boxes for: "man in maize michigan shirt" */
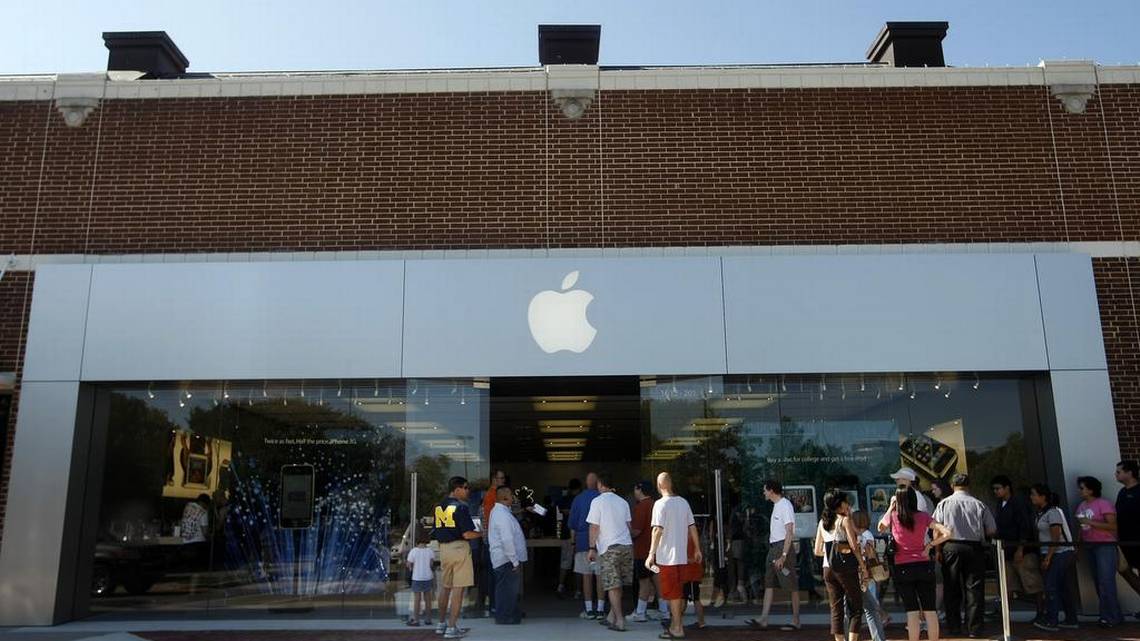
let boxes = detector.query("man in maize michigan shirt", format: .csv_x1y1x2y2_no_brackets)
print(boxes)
432,476,482,639
647,472,702,640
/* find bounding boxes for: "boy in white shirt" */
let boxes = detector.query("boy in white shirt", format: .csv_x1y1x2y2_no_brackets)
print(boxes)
405,531,435,627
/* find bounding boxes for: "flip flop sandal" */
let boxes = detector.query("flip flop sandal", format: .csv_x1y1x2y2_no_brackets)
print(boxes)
657,633,683,640
746,618,768,629
608,623,628,632
780,624,802,631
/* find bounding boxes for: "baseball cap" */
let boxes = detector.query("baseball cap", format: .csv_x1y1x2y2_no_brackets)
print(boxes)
634,480,654,495
890,467,918,482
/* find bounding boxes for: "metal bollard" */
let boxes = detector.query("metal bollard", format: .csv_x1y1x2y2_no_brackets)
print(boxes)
993,539,1017,641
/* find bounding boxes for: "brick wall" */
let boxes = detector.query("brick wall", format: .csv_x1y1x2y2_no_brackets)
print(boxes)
0,85,1138,256
0,82,1138,545
1095,258,1140,460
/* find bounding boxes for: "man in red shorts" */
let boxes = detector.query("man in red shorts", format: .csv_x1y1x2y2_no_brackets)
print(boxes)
647,472,702,639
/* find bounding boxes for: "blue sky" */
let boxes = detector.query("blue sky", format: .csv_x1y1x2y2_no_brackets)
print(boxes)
2,1,1138,74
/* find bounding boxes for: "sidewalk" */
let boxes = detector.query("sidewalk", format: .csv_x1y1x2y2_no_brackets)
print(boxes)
4,615,1138,641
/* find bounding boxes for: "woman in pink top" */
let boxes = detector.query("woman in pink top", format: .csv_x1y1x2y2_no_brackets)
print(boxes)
878,487,951,641
1076,476,1123,627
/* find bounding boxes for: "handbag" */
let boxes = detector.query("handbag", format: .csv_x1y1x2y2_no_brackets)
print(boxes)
866,549,890,582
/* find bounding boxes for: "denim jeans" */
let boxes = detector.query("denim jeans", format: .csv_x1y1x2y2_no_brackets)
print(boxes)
492,563,521,624
1088,544,1123,625
862,581,887,641
1041,551,1077,626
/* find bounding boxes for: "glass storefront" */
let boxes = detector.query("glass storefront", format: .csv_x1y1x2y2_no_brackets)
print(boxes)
86,379,487,617
81,371,1054,618
641,372,1052,601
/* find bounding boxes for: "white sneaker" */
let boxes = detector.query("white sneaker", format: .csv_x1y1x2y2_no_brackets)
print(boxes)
443,627,466,639
434,622,447,635
579,609,596,619
628,612,648,622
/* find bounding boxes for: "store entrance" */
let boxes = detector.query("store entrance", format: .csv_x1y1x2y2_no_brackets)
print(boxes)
484,376,643,617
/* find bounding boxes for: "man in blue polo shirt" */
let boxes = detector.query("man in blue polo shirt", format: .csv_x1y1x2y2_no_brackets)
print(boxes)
432,476,481,639
569,471,605,618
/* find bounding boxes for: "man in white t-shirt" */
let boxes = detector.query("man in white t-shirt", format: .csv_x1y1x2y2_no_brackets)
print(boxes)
587,472,633,631
755,480,800,630
647,472,702,640
891,467,934,513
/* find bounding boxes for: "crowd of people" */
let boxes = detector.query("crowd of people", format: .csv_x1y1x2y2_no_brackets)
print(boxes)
404,460,1140,640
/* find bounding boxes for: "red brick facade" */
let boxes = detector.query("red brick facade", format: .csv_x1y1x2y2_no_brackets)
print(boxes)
0,81,1137,543
1095,257,1140,460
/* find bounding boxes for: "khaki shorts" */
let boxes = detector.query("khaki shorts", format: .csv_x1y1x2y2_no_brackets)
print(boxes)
439,540,474,589
764,540,797,591
1005,552,1043,595
599,544,633,591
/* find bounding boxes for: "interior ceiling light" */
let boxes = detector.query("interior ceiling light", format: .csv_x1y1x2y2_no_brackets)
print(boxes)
354,398,413,414
645,449,686,461
663,436,707,447
533,396,598,411
707,396,779,410
547,451,583,461
539,419,591,434
544,438,587,448
388,421,444,433
423,439,463,449
683,417,744,432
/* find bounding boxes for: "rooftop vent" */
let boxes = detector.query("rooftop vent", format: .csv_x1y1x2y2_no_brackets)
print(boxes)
866,22,948,68
538,25,601,65
102,31,189,78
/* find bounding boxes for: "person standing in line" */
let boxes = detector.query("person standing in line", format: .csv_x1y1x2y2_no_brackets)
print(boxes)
879,486,952,641
990,475,1043,619
753,480,801,631
851,510,887,641
405,529,435,627
431,476,482,639
647,472,702,640
928,478,953,613
1114,460,1140,616
488,484,527,625
587,472,634,632
930,473,996,638
556,478,582,598
891,467,934,513
476,469,507,618
1076,475,1123,628
817,490,869,641
570,471,606,619
681,535,707,630
1028,483,1078,632
630,479,662,622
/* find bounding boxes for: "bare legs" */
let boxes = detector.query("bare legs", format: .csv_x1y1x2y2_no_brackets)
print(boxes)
906,610,940,641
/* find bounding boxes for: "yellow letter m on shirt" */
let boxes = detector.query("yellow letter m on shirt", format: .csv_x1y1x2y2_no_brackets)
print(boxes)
435,505,457,528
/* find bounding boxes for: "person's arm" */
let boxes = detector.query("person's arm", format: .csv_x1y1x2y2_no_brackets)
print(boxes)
588,523,600,561
926,521,952,552
646,526,663,569
983,504,998,539
1042,523,1061,570
1085,506,1119,533
773,521,794,570
503,519,520,568
878,496,896,533
688,523,703,563
814,521,825,557
843,517,868,575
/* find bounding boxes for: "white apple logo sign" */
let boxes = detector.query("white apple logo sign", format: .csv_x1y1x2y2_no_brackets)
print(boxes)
527,271,597,354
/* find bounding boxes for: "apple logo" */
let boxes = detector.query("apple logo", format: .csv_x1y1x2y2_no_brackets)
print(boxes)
527,271,597,354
